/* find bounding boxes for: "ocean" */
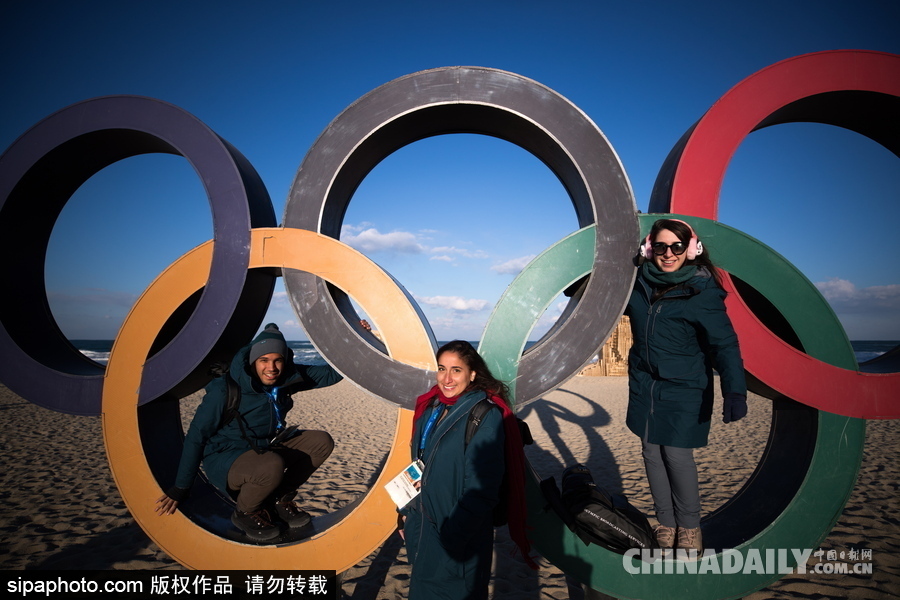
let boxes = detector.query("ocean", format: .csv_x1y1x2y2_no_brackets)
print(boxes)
71,340,333,367
71,340,897,368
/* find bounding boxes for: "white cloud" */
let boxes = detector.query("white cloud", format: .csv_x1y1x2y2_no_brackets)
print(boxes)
268,290,290,307
813,278,900,339
276,319,307,339
430,246,489,259
491,255,536,275
530,300,571,337
341,222,374,235
340,226,424,254
340,223,490,260
815,278,900,313
427,314,489,341
416,295,491,312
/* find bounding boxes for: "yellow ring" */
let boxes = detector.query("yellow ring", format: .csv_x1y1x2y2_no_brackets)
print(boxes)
103,228,433,569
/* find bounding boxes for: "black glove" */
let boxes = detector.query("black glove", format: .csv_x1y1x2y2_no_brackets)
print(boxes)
165,486,190,502
723,393,747,423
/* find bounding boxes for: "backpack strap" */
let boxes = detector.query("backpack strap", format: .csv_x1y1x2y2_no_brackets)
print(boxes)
465,397,534,447
218,372,266,455
220,373,242,428
209,361,241,429
465,398,496,448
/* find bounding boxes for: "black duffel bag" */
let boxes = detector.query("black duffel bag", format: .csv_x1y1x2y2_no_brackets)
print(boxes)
545,464,655,554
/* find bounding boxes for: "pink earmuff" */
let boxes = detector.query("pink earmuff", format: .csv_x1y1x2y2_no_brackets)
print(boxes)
641,219,703,260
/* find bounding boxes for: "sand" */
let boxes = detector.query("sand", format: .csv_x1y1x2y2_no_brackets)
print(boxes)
1,377,897,599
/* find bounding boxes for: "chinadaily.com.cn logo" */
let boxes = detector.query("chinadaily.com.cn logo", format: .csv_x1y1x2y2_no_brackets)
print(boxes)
622,548,874,575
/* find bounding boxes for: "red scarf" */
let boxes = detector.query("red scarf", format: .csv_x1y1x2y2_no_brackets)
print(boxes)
414,386,537,570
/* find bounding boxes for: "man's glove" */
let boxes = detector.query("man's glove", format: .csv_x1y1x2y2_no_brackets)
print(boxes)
723,393,747,423
165,486,190,502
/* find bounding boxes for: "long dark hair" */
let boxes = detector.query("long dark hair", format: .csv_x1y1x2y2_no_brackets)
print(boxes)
649,219,723,287
436,340,510,402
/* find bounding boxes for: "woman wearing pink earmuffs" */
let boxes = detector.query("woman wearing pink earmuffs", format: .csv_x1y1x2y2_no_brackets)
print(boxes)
624,218,747,556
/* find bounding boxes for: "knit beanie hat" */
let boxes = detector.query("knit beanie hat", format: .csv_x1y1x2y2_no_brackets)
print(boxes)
249,323,288,363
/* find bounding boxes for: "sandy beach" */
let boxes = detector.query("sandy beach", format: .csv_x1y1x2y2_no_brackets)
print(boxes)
1,377,897,598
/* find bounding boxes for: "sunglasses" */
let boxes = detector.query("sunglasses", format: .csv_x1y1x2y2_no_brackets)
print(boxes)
650,241,688,256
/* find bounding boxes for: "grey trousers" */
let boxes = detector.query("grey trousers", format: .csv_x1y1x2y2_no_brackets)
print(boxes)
227,429,334,513
641,441,701,529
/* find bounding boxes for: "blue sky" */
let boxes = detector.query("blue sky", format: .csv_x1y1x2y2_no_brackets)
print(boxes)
2,0,898,343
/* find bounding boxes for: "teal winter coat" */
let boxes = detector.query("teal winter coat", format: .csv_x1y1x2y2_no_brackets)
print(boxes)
402,389,505,600
625,267,746,448
174,343,342,495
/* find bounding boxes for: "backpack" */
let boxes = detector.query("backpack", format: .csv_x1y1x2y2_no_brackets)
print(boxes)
541,464,655,554
464,398,533,526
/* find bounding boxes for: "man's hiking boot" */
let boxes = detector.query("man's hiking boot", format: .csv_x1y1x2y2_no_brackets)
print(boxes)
274,499,312,528
231,508,280,541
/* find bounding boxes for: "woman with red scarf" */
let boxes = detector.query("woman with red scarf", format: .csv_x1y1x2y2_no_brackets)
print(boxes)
399,340,535,599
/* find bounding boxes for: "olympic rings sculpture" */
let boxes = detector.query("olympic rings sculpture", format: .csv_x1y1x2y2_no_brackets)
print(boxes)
1,51,897,599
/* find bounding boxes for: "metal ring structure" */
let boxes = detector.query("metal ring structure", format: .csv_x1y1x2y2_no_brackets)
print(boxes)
0,96,276,415
479,226,595,407
282,66,639,409
650,50,900,218
0,55,897,597
649,50,900,418
103,228,432,570
507,218,864,598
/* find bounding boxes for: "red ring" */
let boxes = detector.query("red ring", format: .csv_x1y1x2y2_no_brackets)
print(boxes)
655,50,900,219
652,50,900,418
721,272,898,418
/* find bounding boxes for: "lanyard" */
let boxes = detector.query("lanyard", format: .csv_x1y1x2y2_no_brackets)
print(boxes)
267,386,284,432
418,403,445,459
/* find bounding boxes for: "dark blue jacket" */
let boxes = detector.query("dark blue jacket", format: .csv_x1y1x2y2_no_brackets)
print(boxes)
625,268,746,448
402,389,505,600
174,343,341,495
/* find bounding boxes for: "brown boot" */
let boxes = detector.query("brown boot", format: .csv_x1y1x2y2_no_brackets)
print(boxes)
231,508,280,541
654,524,676,555
274,497,312,528
676,526,703,560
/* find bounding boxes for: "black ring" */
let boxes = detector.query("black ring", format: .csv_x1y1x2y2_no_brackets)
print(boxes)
283,67,637,407
0,96,275,414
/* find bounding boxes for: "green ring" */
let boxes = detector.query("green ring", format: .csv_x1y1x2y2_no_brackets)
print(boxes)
479,225,595,408
481,216,864,598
